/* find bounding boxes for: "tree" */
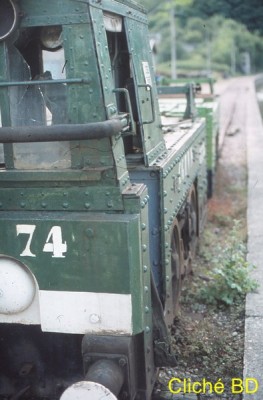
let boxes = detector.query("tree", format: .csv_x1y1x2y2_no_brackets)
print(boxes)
189,0,263,35
139,0,263,75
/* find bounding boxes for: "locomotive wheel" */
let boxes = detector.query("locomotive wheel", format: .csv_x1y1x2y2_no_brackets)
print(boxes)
187,185,198,272
170,220,182,317
165,220,182,325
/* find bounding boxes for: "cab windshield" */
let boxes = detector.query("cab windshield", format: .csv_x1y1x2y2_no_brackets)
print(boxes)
0,25,71,169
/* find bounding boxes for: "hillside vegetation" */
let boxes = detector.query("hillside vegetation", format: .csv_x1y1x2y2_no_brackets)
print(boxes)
140,0,263,77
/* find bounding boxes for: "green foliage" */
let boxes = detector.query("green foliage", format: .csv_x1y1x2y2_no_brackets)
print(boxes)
198,221,258,306
190,0,263,35
141,0,263,76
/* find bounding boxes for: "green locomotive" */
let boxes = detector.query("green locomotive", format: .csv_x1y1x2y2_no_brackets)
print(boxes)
0,0,207,399
158,79,219,198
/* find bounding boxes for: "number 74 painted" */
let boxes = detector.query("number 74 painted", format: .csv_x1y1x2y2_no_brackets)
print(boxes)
16,224,67,258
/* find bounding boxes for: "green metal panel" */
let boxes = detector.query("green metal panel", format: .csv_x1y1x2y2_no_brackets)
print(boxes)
0,212,141,293
0,43,14,168
89,7,117,111
199,108,213,170
0,7,130,206
123,182,155,392
0,186,124,211
0,180,152,334
89,6,130,188
198,102,219,172
159,119,207,291
161,121,206,224
87,0,147,20
157,83,219,175
63,23,105,124
19,0,90,26
124,17,166,166
62,22,116,172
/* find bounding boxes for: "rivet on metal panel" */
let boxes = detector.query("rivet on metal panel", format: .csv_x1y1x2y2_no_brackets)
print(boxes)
41,203,47,209
145,326,150,333
144,286,149,293
62,203,69,209
85,229,94,238
142,245,147,252
143,266,148,273
20,202,26,208
118,358,127,367
151,227,158,236
141,223,146,231
89,314,100,324
145,307,149,314
107,201,113,208
166,276,170,282
165,259,169,265
164,208,168,214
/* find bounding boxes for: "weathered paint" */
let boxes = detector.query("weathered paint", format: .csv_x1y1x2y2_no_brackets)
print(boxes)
0,0,207,398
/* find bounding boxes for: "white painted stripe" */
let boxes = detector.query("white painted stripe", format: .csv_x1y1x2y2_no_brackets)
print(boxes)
39,291,132,334
0,288,133,335
0,292,40,325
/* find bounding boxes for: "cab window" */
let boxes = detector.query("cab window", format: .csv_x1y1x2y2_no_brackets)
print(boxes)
0,25,71,169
